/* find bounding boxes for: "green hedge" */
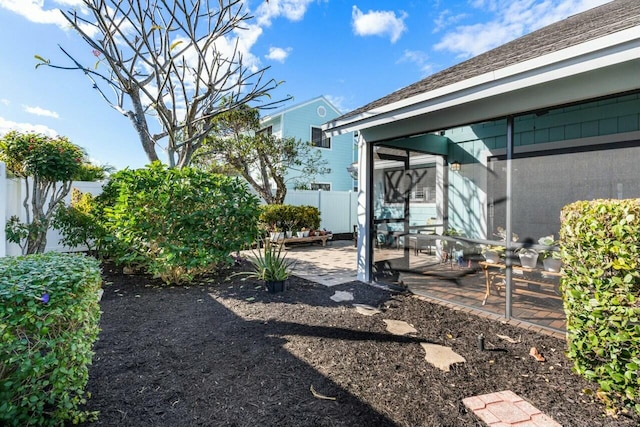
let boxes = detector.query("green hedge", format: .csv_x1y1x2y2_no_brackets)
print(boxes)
259,204,320,231
560,199,640,415
0,253,102,425
101,163,261,284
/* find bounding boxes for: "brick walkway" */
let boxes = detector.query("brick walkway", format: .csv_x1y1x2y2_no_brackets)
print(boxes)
463,390,562,426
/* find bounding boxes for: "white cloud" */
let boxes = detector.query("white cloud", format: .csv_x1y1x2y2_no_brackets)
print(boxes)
351,6,407,44
324,95,348,114
432,10,468,34
397,49,433,76
265,47,292,63
255,0,315,27
0,116,59,137
434,0,612,58
23,105,60,119
0,0,67,26
0,99,9,106
0,0,96,36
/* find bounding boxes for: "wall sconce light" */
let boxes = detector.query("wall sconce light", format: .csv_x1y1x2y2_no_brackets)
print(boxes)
450,161,461,172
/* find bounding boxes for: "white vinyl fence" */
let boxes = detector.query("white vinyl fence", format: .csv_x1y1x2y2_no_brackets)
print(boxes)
283,190,358,234
1,162,358,257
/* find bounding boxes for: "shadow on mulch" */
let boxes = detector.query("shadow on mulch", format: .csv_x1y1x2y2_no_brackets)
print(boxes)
75,261,640,427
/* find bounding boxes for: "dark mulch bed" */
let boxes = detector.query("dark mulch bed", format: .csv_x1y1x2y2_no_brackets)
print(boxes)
78,260,639,427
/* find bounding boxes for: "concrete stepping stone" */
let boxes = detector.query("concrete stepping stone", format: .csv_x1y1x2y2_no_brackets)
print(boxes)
383,319,417,335
330,290,354,302
419,343,466,372
463,390,562,426
353,304,382,316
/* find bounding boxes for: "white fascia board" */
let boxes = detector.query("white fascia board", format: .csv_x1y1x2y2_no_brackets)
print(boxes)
324,26,640,136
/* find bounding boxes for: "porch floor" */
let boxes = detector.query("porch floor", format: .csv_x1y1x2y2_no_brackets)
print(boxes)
281,241,566,337
376,249,566,336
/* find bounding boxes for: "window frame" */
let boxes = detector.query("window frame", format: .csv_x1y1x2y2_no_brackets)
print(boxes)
311,126,331,149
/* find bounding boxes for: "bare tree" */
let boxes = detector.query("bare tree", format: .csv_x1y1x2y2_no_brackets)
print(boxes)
37,0,287,168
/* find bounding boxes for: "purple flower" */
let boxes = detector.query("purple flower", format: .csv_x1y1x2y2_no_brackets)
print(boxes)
41,293,50,304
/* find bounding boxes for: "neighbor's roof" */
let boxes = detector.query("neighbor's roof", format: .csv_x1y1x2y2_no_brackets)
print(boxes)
334,0,640,123
260,95,340,122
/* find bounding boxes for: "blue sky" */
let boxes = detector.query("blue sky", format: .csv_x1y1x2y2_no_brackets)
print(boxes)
0,0,610,170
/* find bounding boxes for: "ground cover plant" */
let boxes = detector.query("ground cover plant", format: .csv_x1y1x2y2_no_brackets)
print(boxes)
77,257,640,427
0,253,102,425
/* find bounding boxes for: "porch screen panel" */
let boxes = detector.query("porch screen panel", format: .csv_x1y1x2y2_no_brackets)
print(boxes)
511,141,640,242
507,140,640,332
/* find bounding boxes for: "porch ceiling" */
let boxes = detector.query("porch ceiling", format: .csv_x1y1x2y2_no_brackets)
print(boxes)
379,133,449,156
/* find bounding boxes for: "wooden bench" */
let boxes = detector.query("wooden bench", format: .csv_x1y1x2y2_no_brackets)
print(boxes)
479,261,562,305
271,234,333,248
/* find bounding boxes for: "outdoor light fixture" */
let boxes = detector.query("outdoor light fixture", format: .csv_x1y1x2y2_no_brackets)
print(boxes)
450,161,461,171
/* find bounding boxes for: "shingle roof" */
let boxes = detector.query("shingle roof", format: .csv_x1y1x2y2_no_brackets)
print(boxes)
336,0,640,122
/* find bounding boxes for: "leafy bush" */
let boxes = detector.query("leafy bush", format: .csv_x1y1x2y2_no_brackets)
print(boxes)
297,205,321,230
101,162,260,284
52,188,105,254
560,199,640,415
0,253,102,425
259,204,320,231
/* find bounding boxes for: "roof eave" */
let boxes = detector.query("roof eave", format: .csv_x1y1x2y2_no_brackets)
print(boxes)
323,26,640,137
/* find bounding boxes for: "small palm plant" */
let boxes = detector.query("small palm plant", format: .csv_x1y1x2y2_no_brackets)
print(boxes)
237,241,295,292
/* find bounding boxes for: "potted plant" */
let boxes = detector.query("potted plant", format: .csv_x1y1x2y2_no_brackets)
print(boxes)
516,247,539,269
482,227,518,263
237,241,295,293
441,227,462,262
538,234,562,272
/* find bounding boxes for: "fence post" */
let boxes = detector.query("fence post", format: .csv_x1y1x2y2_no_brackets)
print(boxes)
318,189,322,228
0,162,6,257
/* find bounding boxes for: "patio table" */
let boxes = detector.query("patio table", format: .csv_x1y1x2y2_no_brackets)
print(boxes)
479,261,562,305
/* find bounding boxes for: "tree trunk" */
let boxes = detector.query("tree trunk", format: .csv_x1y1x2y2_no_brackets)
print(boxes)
26,218,48,254
128,92,160,164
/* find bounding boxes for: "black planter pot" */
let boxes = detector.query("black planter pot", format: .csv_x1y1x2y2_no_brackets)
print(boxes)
265,280,286,293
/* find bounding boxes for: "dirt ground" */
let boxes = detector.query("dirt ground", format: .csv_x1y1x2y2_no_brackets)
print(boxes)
77,259,640,427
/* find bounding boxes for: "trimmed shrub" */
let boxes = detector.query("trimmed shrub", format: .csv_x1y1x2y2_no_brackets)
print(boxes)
297,205,321,230
0,253,102,425
101,162,261,284
560,199,640,415
259,204,320,232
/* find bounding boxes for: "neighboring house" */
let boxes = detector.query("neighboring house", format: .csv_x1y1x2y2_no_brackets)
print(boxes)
260,96,357,192
324,0,639,311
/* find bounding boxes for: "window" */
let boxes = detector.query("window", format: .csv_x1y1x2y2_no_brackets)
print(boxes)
310,183,331,191
257,126,272,136
383,167,435,203
311,127,331,149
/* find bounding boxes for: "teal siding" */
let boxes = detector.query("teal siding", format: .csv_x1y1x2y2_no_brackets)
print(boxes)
267,97,356,191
